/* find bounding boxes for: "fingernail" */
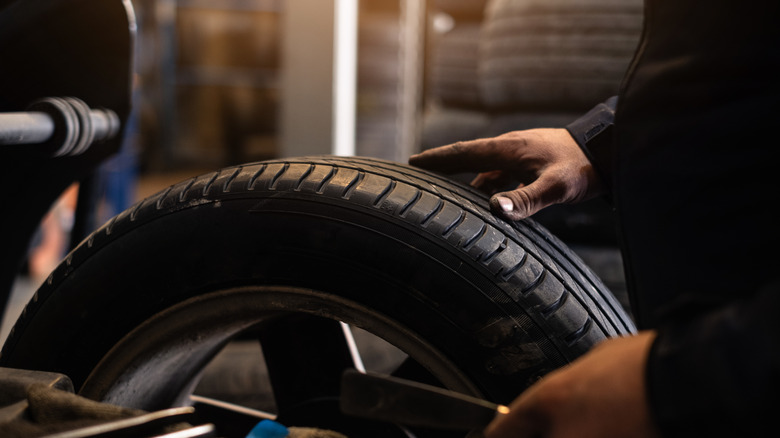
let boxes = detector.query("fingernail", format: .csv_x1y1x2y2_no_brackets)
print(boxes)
496,196,514,212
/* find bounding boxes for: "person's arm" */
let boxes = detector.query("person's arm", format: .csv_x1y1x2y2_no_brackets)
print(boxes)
482,276,780,438
646,280,780,437
565,96,618,189
409,98,617,221
485,331,661,438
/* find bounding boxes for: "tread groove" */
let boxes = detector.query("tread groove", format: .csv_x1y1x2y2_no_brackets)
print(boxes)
482,237,507,264
295,164,315,191
342,172,365,199
202,172,220,196
247,164,268,190
462,223,487,250
129,198,146,222
442,211,467,237
421,199,444,227
178,178,197,202
155,186,174,210
398,190,421,217
105,215,119,236
373,180,396,207
317,167,337,194
541,290,569,318
501,251,528,281
564,318,593,346
520,268,546,295
269,163,290,190
223,167,242,192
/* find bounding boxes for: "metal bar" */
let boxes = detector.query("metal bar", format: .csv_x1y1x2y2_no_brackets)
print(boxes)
0,112,55,145
0,102,119,150
340,369,509,431
340,322,366,372
333,0,358,156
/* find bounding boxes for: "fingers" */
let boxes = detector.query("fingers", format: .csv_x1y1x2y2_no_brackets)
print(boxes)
407,141,471,173
409,138,516,174
490,173,567,220
409,128,599,221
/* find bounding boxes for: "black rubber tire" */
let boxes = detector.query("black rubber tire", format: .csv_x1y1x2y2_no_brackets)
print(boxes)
479,0,643,111
0,156,634,432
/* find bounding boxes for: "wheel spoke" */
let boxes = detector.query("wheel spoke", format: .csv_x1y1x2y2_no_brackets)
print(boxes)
340,322,367,373
258,314,359,414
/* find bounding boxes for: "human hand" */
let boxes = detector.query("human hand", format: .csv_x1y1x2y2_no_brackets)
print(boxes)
485,331,660,438
409,128,604,220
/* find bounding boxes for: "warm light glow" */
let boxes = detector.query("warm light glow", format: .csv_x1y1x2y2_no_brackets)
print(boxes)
497,405,511,415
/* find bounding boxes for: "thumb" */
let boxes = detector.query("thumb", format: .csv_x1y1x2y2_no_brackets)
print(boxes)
490,191,536,221
490,177,564,220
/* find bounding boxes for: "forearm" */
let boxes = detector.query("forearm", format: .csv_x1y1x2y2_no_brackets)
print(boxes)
565,96,618,189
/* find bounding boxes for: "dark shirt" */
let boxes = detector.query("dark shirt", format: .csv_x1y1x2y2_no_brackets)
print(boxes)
567,1,780,436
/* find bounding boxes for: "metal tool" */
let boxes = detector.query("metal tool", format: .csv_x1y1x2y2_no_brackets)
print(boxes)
0,97,120,156
339,369,509,431
41,407,214,438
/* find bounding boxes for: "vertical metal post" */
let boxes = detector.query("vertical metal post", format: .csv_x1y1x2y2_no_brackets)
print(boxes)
280,0,357,158
333,0,358,156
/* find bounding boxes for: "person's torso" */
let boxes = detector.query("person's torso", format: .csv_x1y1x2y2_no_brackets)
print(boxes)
614,0,780,327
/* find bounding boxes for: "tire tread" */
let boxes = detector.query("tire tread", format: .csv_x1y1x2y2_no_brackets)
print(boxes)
2,156,634,367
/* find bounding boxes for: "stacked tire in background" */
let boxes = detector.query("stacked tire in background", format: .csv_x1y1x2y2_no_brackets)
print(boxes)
479,0,643,112
425,0,642,133
423,0,644,311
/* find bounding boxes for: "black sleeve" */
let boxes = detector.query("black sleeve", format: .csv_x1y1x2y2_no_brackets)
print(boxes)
646,279,780,437
565,96,618,188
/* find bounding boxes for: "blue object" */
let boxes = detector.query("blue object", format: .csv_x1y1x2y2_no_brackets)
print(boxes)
245,419,289,438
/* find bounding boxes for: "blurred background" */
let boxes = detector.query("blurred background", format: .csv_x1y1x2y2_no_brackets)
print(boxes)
6,0,645,342
134,0,435,174
1,2,648,413
129,0,641,171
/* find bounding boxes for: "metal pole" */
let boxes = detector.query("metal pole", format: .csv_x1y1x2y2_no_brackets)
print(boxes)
333,0,358,156
0,113,54,145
